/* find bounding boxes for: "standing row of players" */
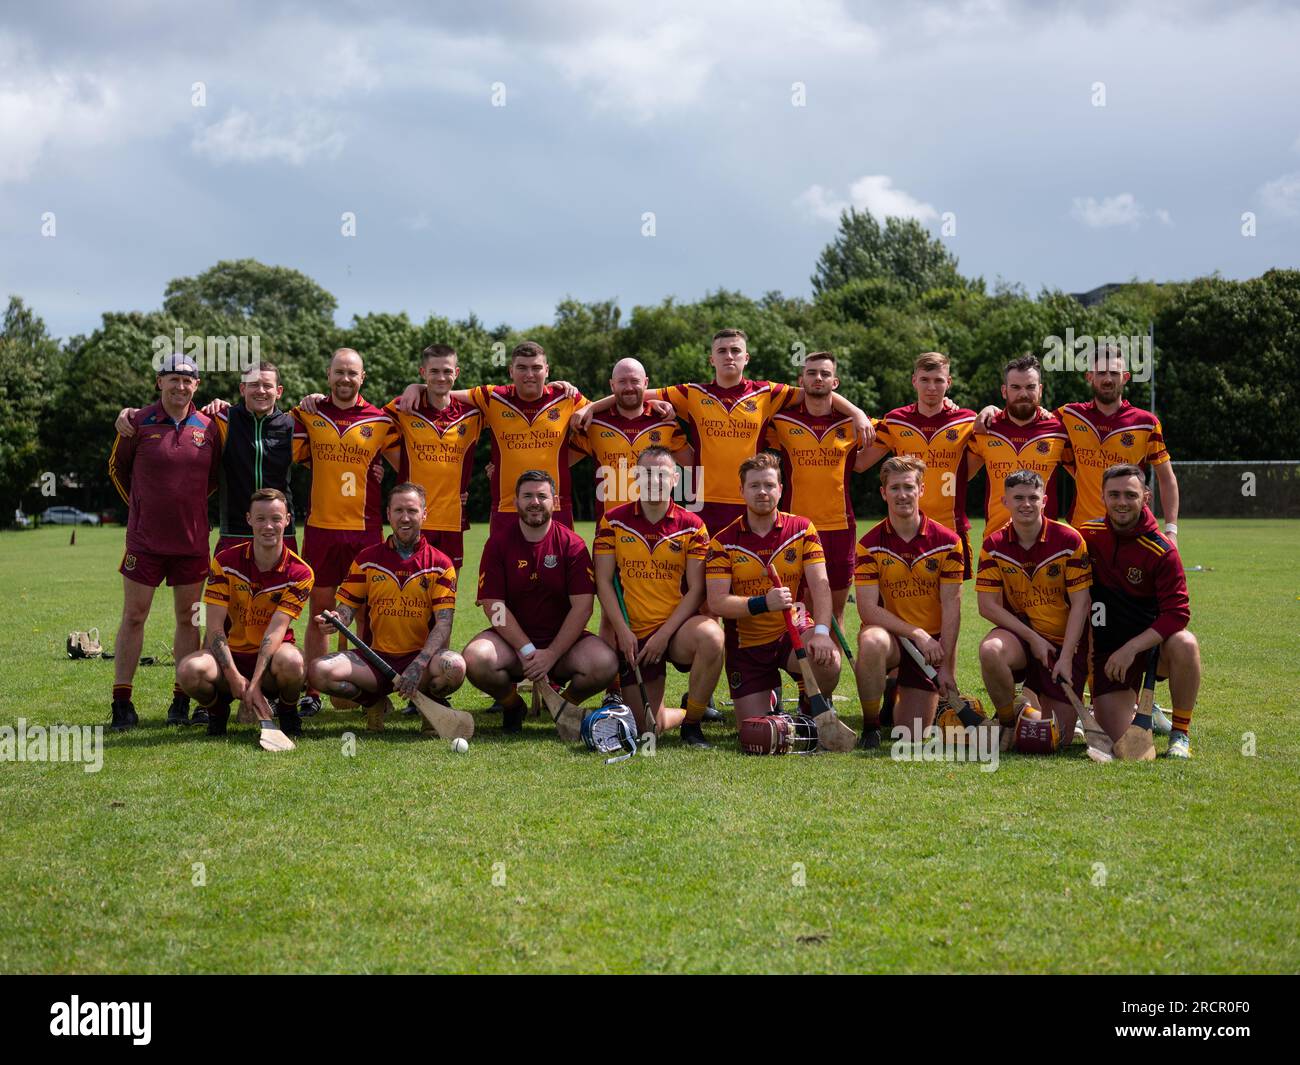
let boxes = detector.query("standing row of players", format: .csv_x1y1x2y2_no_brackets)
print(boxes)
105,333,1199,756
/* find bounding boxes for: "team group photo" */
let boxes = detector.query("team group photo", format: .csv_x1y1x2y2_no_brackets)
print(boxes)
2,1,1297,999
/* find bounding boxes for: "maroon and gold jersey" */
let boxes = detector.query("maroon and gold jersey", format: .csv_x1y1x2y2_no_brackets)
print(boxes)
383,395,483,532
580,405,687,520
976,519,1091,643
763,401,859,531
705,511,824,648
108,401,222,556
203,542,314,654
854,515,964,633
336,536,456,655
291,399,397,531
969,409,1073,534
1077,507,1189,644
1057,400,1170,524
655,380,794,505
873,403,977,534
594,501,710,637
476,520,596,646
467,384,588,517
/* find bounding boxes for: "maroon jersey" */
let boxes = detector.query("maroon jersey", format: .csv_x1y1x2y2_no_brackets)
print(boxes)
476,519,596,646
1077,506,1189,645
108,401,221,555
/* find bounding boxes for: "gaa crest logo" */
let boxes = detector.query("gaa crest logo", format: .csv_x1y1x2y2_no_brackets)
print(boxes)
649,431,660,442
946,428,960,442
1126,566,1144,585
359,425,373,439
925,558,939,572
192,430,205,446
1035,440,1050,454
1047,563,1061,578
1121,432,1135,447
620,535,636,544
743,400,757,413
669,540,683,553
543,553,558,568
458,424,467,436
784,548,797,563
313,420,327,429
123,554,137,571
548,408,561,421
835,427,846,440
412,420,427,431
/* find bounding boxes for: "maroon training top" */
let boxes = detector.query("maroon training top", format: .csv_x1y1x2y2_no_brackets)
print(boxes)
108,401,221,556
476,519,595,647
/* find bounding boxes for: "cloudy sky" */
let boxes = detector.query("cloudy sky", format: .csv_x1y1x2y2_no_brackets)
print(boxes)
3,0,1299,340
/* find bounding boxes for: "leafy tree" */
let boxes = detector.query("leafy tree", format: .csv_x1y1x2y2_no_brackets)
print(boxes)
0,297,59,518
811,209,964,296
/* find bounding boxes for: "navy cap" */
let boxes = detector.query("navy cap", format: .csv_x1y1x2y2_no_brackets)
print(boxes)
156,352,200,377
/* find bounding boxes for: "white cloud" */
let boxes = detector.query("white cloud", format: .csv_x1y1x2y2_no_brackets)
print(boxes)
1070,193,1144,228
796,175,938,224
191,108,346,166
1259,171,1300,216
1155,207,1173,226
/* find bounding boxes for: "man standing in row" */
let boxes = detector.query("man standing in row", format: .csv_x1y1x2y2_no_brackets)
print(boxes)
107,352,223,730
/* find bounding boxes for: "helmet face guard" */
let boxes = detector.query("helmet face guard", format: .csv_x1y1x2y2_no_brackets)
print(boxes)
581,696,639,763
739,713,819,755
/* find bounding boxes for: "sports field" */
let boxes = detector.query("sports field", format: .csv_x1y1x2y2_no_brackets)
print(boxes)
1,520,1297,974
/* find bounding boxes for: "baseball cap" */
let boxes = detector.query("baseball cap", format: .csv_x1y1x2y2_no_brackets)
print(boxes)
156,352,200,377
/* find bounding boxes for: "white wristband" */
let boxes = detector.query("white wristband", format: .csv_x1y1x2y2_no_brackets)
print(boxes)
519,642,536,657
1164,523,1179,534
813,624,830,636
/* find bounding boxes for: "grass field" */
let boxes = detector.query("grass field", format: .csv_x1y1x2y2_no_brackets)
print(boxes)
2,519,1297,973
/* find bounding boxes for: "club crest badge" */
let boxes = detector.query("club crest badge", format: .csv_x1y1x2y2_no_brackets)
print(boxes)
649,431,660,442
1047,562,1061,578
946,428,960,442
359,425,373,439
1127,566,1144,585
548,408,561,421
123,554,137,571
192,430,205,446
543,553,558,568
925,558,939,572
1035,440,1050,454
784,548,797,563
1121,432,1135,447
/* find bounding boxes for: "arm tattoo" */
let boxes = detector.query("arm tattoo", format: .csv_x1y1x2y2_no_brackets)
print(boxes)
334,603,355,628
209,632,234,672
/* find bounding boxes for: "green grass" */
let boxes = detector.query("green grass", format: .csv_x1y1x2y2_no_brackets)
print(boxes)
2,519,1297,973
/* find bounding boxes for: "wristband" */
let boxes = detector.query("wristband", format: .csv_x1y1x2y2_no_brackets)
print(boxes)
519,642,536,657
1164,523,1178,534
813,624,830,636
747,595,769,615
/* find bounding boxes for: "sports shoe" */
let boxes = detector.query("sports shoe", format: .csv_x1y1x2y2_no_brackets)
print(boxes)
190,706,210,726
207,696,232,736
502,700,525,734
297,693,322,718
1152,705,1173,736
365,699,388,733
702,700,724,723
1166,731,1191,759
858,726,881,750
110,699,136,732
401,701,419,716
277,707,303,737
166,694,190,726
680,722,712,749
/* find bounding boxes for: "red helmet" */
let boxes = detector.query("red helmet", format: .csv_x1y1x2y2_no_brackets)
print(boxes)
739,713,819,755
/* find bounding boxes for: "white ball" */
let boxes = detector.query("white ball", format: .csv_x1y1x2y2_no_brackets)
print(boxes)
451,737,469,754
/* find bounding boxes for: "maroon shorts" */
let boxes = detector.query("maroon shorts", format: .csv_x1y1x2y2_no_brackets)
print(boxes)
817,523,857,591
489,508,573,539
214,534,299,557
696,502,745,540
896,631,941,693
354,648,423,707
121,549,209,588
1090,642,1168,699
724,626,811,700
421,529,464,569
1012,636,1087,705
957,528,973,581
619,624,692,689
303,526,382,587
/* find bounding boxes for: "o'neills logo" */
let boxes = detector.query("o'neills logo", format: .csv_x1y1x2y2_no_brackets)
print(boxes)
50,997,151,1045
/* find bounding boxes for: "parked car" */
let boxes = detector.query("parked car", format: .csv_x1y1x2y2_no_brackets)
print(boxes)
40,506,101,526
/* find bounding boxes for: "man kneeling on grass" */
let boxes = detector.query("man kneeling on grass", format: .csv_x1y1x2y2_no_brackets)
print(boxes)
179,489,313,740
976,470,1092,753
309,483,466,731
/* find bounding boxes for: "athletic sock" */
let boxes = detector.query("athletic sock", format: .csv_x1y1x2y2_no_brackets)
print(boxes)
277,699,296,717
197,692,219,710
1172,708,1193,735
500,690,525,713
684,697,708,724
1134,711,1153,730
862,697,881,728
996,701,1017,727
112,684,132,703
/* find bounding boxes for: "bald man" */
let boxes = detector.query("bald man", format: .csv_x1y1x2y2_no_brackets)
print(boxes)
573,358,693,522
291,349,398,706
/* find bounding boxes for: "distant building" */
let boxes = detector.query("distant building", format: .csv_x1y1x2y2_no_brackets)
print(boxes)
1070,282,1164,308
